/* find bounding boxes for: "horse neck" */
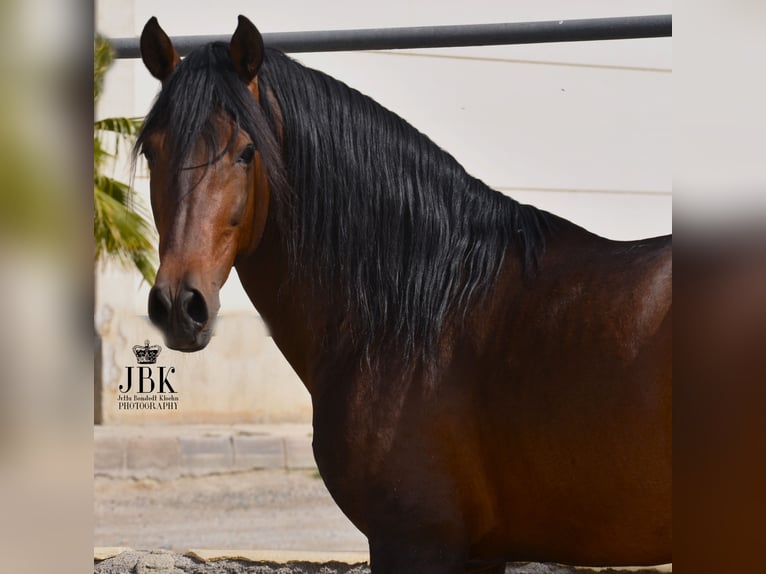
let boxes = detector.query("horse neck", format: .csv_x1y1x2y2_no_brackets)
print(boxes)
234,219,319,391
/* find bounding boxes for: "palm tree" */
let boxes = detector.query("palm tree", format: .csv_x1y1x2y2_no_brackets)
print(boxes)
94,35,156,284
94,36,156,424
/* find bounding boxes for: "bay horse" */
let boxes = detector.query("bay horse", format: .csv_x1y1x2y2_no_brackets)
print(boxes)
137,15,671,572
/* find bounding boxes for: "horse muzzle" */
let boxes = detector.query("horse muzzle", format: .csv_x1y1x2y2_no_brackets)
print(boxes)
148,279,218,352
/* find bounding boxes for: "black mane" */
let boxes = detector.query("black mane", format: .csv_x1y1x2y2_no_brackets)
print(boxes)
137,44,558,362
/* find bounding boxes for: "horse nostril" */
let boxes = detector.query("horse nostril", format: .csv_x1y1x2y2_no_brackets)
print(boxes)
183,289,208,325
148,286,171,328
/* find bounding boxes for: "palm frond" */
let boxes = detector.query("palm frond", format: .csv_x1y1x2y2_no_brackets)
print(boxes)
94,117,144,167
94,179,157,284
94,116,144,137
94,135,112,169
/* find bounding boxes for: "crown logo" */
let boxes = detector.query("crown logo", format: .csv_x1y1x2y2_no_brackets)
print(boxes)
133,340,162,365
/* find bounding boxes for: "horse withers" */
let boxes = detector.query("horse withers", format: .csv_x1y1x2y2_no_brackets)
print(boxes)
136,15,671,573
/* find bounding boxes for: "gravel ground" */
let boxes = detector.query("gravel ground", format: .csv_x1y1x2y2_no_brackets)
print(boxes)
94,551,664,574
95,551,374,574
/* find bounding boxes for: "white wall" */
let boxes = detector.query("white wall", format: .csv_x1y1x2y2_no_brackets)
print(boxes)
95,0,671,423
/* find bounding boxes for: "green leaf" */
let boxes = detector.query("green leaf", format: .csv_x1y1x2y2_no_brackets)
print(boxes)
94,183,157,284
94,117,143,137
94,117,143,167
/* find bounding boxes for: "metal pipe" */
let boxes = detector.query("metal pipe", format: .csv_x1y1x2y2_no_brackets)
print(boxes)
109,14,671,59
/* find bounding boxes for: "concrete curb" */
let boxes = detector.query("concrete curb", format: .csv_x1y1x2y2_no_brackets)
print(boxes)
95,424,316,479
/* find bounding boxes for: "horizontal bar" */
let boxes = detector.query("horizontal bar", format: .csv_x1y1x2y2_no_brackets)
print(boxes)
109,14,671,59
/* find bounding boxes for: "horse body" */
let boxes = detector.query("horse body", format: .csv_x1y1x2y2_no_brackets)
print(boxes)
241,215,672,569
137,16,671,572
465,231,672,565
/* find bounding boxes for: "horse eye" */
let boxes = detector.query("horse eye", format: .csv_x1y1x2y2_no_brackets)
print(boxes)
237,144,255,165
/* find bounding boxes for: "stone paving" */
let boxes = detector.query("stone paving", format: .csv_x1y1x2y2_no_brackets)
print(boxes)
95,424,316,479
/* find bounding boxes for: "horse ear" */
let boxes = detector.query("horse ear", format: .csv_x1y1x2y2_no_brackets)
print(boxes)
230,15,264,83
140,17,180,82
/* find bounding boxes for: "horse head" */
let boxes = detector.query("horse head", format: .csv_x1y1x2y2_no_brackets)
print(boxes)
138,16,273,351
